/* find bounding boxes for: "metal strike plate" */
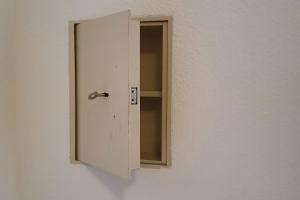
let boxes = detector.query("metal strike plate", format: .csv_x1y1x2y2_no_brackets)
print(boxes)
131,87,138,105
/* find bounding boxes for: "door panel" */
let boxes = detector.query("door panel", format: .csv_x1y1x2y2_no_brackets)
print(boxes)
75,10,138,178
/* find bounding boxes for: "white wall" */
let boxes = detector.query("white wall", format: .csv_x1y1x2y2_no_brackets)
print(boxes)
14,0,300,200
0,0,17,200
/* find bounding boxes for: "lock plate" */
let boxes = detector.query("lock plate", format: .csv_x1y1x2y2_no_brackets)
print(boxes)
130,87,138,105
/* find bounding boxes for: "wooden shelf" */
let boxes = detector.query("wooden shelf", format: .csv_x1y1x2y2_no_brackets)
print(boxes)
141,159,163,165
140,91,162,98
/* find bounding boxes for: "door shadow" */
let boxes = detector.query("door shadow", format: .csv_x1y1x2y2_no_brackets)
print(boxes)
86,165,137,199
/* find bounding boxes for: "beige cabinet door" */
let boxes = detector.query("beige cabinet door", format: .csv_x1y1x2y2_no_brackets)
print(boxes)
75,10,140,178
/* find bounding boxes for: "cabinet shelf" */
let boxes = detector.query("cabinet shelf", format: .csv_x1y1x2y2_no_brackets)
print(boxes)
140,91,162,98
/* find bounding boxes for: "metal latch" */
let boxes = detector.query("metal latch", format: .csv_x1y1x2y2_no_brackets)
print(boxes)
130,87,138,105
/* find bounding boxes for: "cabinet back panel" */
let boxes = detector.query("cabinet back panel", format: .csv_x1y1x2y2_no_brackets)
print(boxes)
140,26,163,91
140,98,162,161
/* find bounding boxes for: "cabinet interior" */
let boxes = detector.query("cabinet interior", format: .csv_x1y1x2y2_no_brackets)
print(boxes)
140,21,168,165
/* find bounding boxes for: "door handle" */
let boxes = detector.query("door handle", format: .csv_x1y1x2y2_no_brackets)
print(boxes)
88,91,109,100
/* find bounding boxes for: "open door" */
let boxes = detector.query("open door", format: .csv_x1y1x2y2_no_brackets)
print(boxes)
74,10,140,178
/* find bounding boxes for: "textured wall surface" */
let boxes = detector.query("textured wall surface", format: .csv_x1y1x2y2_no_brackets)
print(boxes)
13,0,300,200
0,0,17,200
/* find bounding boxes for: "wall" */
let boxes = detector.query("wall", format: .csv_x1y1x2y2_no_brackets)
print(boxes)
0,0,17,200
15,0,300,200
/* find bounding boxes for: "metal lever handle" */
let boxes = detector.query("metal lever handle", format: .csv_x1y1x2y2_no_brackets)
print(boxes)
88,91,109,100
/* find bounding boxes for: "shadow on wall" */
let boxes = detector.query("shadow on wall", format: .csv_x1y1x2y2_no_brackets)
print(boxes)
87,166,137,199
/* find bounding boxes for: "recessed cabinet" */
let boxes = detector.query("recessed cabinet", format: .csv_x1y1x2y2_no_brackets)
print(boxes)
69,10,172,178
